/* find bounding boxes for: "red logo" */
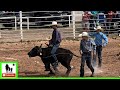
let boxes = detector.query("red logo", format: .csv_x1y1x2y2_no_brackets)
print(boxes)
2,73,16,77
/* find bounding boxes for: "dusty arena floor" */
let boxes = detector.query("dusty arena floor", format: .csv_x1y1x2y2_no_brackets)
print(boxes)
0,38,120,77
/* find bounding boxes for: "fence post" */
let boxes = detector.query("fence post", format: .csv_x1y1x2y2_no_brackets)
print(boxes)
15,16,17,30
27,17,29,30
72,11,76,39
69,15,71,27
20,11,23,40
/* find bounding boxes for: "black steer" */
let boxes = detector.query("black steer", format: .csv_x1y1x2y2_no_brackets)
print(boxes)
28,44,79,76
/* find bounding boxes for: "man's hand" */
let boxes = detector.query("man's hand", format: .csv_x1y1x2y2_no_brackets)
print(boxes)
93,53,96,57
49,44,53,47
102,46,105,48
79,50,83,55
46,36,51,40
102,44,106,48
45,43,49,47
93,51,96,57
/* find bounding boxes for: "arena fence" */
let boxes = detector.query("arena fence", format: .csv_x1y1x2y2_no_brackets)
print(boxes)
0,11,120,42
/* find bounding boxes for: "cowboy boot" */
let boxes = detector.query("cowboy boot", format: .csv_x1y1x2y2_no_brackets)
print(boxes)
52,61,59,74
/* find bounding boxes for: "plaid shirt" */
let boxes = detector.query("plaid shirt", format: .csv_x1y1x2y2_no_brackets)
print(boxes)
80,38,96,53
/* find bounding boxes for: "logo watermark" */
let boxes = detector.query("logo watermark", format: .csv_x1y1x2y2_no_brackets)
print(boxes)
0,61,18,79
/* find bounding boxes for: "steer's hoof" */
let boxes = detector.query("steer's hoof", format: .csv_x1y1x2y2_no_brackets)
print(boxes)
65,74,69,77
55,71,60,75
48,72,55,75
44,69,50,71
90,72,94,77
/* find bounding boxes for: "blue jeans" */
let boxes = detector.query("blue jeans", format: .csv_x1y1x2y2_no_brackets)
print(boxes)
51,44,60,65
96,45,102,67
80,53,94,77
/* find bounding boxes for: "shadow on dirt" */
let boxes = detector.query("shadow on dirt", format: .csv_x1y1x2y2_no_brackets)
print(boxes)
19,71,51,77
18,71,67,77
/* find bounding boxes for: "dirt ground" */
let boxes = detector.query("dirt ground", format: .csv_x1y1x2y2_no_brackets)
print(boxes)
0,37,120,77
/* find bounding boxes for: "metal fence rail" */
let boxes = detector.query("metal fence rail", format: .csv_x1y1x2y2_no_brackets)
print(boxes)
0,14,72,29
0,11,120,43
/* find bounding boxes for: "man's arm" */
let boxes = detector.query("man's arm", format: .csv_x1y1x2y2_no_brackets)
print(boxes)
50,30,57,45
56,30,62,44
89,32,96,39
102,33,108,47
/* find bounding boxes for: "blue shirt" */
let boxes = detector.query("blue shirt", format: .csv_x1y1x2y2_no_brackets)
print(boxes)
80,38,96,53
90,32,108,46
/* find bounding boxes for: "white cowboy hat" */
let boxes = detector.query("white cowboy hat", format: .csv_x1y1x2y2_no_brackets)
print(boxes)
51,21,58,26
94,26,103,31
78,32,89,37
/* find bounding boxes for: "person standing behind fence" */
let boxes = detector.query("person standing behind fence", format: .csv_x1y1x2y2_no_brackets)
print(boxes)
106,11,115,31
79,32,96,77
116,11,120,36
90,26,108,68
82,11,91,32
97,12,106,29
89,11,98,30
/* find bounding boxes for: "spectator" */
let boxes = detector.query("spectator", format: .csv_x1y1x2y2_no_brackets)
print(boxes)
113,11,120,35
117,11,120,18
82,11,91,32
89,11,98,30
106,11,115,31
97,12,106,29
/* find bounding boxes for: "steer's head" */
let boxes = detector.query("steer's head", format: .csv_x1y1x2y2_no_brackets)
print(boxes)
28,44,42,57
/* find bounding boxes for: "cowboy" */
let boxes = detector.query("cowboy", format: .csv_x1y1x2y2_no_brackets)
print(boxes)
79,32,96,77
90,26,108,67
48,21,62,72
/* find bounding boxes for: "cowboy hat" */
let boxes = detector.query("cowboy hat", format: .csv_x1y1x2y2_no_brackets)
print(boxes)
51,21,58,26
78,32,89,37
94,26,103,31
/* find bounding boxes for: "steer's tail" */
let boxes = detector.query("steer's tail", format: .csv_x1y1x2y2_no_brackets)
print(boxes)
55,53,80,58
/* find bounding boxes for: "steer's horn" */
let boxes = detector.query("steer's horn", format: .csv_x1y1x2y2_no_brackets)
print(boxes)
40,44,42,48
